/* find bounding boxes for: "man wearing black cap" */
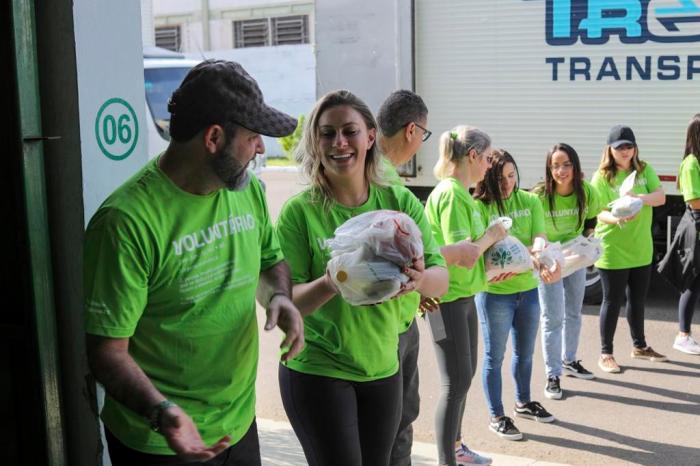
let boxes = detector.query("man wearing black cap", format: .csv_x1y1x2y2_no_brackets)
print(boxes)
84,60,304,465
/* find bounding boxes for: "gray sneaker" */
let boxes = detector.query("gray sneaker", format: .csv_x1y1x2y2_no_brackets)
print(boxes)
544,376,562,400
489,416,523,441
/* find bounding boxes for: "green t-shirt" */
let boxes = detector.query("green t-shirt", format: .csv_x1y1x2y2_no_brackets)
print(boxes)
591,163,661,269
84,158,283,454
381,155,421,332
276,184,445,382
679,155,700,202
477,190,545,294
539,180,602,244
382,155,404,186
425,178,487,302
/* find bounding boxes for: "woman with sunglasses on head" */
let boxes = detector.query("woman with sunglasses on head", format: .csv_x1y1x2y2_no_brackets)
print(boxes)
591,125,667,373
473,149,559,441
533,143,603,400
275,90,448,466
424,126,508,465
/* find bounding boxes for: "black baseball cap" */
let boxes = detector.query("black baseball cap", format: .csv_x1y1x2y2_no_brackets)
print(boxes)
607,125,636,148
168,59,297,139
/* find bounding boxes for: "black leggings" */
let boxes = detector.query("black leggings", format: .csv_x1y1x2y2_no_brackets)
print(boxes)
427,297,478,466
679,273,700,333
599,265,651,354
279,364,402,466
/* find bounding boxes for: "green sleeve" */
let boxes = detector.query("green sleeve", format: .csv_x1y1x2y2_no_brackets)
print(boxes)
643,163,661,192
440,190,474,245
399,189,446,269
530,193,546,236
590,172,613,209
584,181,602,219
84,209,149,338
251,177,284,270
276,198,312,284
679,156,700,201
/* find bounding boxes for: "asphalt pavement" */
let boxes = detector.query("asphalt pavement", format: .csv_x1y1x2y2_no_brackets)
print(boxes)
256,168,700,466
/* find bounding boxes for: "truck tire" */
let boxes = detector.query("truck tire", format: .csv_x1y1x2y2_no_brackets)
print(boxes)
583,266,603,305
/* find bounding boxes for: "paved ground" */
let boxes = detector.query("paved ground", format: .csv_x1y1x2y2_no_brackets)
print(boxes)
258,418,567,466
256,169,700,466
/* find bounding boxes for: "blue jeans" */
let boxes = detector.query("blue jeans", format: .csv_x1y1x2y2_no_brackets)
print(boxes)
537,268,586,377
476,289,540,418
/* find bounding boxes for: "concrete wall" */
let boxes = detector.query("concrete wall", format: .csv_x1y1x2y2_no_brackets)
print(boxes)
75,0,149,222
153,0,193,15
141,0,155,46
152,0,315,53
315,0,412,114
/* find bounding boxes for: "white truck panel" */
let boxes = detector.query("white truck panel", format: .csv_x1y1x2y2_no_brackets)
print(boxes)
413,0,699,194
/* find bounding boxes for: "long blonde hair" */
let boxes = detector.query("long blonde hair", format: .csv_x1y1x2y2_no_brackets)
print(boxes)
433,125,491,180
295,90,384,205
597,144,646,184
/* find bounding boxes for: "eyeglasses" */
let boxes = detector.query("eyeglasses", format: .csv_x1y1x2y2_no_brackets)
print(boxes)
413,122,432,142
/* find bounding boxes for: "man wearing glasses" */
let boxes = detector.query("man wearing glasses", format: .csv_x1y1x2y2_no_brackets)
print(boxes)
377,90,431,187
377,89,431,466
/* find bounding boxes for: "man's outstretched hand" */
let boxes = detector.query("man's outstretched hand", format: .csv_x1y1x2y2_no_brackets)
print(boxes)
160,405,231,461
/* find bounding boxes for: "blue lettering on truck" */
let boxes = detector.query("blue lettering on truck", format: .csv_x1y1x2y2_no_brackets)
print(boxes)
542,0,700,80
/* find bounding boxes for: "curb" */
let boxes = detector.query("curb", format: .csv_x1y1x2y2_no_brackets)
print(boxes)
257,418,570,466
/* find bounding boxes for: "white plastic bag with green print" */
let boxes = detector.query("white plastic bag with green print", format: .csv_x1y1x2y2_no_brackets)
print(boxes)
484,221,534,280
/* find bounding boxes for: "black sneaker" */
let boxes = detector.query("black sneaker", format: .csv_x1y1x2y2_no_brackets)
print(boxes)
489,416,523,441
544,376,562,400
514,401,555,423
563,360,595,380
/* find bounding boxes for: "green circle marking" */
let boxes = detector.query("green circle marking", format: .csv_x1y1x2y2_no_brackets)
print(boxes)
95,97,139,160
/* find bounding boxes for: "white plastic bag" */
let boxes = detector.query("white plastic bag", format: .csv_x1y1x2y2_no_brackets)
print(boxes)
326,210,423,305
560,235,602,278
619,170,637,196
484,235,534,280
490,216,513,230
327,248,409,305
536,242,565,272
326,210,423,266
609,170,643,218
609,196,643,218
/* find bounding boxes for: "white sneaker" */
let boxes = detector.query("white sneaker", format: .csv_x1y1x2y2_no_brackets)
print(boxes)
673,335,700,355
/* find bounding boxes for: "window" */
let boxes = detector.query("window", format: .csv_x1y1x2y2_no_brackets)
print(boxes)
272,16,309,45
155,26,181,52
234,15,309,48
144,66,193,140
234,18,269,47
